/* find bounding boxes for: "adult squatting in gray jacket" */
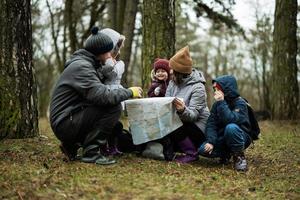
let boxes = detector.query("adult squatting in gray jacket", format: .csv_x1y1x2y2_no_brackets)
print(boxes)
49,27,141,165
50,49,132,131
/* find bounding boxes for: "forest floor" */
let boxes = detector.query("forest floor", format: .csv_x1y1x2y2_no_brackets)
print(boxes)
0,119,299,200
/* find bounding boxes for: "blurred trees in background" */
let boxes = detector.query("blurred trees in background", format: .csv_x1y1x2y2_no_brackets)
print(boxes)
31,0,299,120
0,0,38,138
249,14,272,112
107,0,139,87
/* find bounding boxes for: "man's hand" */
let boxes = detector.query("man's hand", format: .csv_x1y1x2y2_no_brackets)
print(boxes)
173,97,185,113
204,143,214,154
214,90,224,101
129,87,143,98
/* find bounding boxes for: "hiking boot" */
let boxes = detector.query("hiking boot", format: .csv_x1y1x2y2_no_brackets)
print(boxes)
59,143,80,161
81,144,117,165
233,152,247,171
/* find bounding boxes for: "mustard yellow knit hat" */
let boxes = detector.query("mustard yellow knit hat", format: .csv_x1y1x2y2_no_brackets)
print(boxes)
169,46,193,74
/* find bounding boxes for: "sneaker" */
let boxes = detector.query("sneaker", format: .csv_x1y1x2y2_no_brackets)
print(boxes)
81,144,117,165
233,152,248,171
95,155,117,165
81,154,116,165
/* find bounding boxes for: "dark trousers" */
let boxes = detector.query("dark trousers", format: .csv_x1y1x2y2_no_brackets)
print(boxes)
169,123,205,152
54,105,122,147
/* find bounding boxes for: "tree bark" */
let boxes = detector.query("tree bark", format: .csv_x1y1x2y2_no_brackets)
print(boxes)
142,0,175,89
120,0,138,87
0,0,39,139
65,0,77,54
261,49,271,112
46,0,63,72
271,0,299,119
108,0,117,29
116,0,126,33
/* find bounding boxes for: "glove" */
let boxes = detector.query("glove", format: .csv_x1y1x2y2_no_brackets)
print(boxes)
129,87,143,98
154,87,161,96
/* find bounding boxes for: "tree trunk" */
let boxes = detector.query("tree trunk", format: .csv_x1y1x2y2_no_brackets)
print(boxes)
271,0,299,120
116,0,126,33
261,49,271,112
0,0,39,139
253,56,263,110
203,52,213,108
142,0,175,89
120,0,138,87
65,0,77,54
107,0,117,29
129,30,141,86
46,0,63,72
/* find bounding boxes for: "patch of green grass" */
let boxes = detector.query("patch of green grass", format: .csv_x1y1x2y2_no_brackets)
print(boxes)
0,119,299,199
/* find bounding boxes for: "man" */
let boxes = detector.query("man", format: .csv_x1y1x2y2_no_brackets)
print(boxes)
49,27,142,165
198,75,251,171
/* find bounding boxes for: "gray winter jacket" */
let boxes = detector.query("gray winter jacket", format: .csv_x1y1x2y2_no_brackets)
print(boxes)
165,69,210,133
50,49,132,131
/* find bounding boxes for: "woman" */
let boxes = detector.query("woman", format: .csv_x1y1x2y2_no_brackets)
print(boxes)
166,46,210,163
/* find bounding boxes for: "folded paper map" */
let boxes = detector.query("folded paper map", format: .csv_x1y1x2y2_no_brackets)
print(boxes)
124,97,183,145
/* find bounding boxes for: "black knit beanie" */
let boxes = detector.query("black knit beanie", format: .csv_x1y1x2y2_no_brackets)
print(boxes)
84,27,113,56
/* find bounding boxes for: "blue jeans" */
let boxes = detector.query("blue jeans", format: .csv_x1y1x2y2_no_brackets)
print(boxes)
199,123,251,158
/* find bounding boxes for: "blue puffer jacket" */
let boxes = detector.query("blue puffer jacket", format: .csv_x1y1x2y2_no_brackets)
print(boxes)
205,75,250,145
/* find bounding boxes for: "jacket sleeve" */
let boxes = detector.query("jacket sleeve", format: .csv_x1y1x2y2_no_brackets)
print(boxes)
147,82,157,97
101,64,117,81
67,62,132,106
177,84,206,122
205,104,218,145
216,99,248,125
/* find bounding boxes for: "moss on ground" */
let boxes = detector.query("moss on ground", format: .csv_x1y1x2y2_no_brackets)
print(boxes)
0,119,299,200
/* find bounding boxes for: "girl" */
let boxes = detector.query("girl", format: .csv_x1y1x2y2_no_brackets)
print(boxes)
100,28,126,89
147,58,170,97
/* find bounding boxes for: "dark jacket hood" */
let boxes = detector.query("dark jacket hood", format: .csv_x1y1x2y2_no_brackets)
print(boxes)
213,75,239,99
64,49,100,69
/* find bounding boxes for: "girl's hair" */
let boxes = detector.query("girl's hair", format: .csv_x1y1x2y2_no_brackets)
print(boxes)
112,35,126,58
172,70,189,85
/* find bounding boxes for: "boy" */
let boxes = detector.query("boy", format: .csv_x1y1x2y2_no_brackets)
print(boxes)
198,75,252,171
